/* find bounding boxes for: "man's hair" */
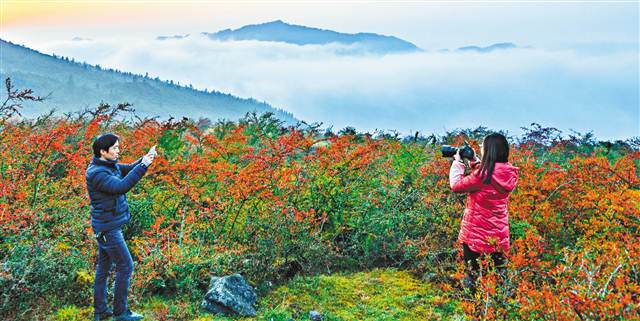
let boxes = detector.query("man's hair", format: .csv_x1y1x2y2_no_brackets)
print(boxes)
93,133,119,158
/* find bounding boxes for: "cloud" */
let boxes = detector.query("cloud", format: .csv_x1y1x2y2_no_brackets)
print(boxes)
39,34,639,139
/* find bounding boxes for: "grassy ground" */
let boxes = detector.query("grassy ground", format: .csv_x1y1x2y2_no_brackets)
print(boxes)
54,269,463,321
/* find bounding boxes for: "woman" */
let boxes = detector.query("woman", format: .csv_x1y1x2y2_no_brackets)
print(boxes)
449,133,519,293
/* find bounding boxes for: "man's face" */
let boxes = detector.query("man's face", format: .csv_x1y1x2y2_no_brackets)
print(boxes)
100,140,120,161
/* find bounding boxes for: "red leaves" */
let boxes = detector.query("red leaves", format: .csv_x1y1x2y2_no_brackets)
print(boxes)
151,216,165,231
2,113,639,320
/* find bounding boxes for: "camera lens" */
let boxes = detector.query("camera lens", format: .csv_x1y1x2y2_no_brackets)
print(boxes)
441,145,458,158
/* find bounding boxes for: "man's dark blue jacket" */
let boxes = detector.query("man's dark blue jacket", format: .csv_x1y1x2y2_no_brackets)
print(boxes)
86,156,148,233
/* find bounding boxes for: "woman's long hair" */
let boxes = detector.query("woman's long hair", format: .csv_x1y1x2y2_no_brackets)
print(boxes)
479,133,510,184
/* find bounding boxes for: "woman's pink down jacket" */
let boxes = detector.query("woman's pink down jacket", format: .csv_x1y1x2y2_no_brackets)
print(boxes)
449,160,519,254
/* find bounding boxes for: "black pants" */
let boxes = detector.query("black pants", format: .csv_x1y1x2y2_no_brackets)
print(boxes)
462,243,506,293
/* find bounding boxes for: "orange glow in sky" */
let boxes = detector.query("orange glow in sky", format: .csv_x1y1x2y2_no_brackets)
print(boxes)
1,1,191,29
4,2,100,27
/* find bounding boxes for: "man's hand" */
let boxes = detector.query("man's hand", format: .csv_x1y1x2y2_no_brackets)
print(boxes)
142,145,157,167
141,154,154,167
148,145,157,157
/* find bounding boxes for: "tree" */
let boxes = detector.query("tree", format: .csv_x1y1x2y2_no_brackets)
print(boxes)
0,78,45,123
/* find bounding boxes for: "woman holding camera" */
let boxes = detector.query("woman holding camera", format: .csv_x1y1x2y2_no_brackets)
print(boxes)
449,133,519,293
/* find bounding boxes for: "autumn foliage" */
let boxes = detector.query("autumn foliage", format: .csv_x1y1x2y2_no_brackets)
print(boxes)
0,81,638,320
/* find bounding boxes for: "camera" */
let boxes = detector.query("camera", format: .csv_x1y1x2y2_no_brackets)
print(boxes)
441,141,475,160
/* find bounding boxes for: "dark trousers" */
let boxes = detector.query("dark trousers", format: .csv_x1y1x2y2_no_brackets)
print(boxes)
462,243,506,293
93,229,134,316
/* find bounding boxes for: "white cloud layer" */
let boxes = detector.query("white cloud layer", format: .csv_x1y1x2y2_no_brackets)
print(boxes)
39,35,638,139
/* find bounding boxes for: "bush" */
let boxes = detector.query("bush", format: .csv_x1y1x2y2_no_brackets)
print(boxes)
0,237,92,320
1,100,637,319
54,305,92,321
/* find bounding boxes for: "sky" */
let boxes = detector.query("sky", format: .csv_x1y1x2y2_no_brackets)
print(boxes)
1,0,639,139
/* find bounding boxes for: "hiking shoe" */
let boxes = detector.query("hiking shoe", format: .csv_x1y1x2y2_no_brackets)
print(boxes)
93,308,113,321
112,309,143,321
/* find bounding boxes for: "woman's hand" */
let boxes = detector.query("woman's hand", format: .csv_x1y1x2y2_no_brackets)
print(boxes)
453,149,463,163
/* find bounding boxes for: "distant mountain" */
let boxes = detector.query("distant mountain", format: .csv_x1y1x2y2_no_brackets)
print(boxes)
201,20,421,55
71,37,92,42
0,39,295,123
457,42,517,53
156,34,190,41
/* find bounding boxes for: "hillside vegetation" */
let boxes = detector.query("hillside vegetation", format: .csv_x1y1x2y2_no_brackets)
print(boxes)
0,40,295,123
1,82,638,320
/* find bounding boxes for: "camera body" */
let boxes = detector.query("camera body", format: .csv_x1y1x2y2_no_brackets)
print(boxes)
441,141,475,160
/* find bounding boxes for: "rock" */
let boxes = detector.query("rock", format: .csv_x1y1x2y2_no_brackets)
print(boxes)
309,310,322,321
422,272,437,283
201,274,257,317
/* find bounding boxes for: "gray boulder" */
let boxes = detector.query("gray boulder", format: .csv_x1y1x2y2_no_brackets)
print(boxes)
201,274,257,316
310,310,322,321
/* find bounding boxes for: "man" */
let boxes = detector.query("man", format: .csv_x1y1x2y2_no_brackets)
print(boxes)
86,133,156,321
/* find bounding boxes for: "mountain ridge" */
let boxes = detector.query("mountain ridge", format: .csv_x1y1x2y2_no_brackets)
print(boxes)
456,42,518,53
0,39,296,123
201,20,421,54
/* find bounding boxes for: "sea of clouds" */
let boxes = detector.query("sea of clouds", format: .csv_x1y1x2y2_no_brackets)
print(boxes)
39,34,638,139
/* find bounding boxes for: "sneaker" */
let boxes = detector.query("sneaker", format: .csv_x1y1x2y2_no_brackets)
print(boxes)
93,308,113,321
112,309,144,321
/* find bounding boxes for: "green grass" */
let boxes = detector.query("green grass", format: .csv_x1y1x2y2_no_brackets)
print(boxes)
55,268,462,321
